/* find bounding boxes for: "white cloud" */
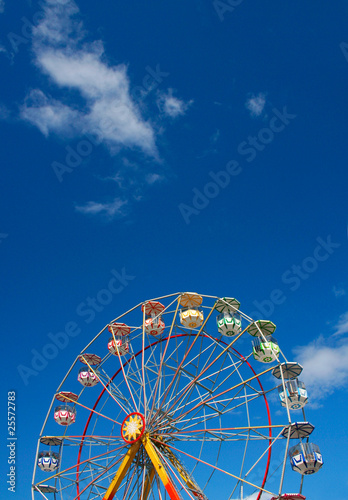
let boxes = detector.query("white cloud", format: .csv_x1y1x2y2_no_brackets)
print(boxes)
333,311,348,336
293,336,348,403
210,129,220,144
0,103,10,120
245,93,266,117
158,90,193,118
0,1,5,14
21,89,81,136
21,0,157,157
146,173,163,185
333,285,346,297
75,198,127,218
33,0,83,46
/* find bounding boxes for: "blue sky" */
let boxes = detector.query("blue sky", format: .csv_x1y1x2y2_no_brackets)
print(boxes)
1,0,348,498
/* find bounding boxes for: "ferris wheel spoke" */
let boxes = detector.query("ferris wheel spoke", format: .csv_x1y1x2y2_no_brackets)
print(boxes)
152,304,217,424
58,393,123,427
148,298,181,423
163,341,251,420
98,376,133,416
142,306,148,419
164,424,284,440
157,377,248,433
163,364,275,430
112,340,140,413
153,439,275,497
240,427,285,490
36,442,128,487
65,445,130,500
82,357,131,417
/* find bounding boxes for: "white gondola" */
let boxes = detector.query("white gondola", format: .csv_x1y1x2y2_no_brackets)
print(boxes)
252,335,279,363
37,451,60,472
215,297,241,337
144,316,165,335
217,311,242,337
142,301,165,336
180,292,204,329
278,379,308,410
108,336,129,356
289,442,323,475
108,323,130,356
78,366,100,387
180,307,204,329
54,404,76,426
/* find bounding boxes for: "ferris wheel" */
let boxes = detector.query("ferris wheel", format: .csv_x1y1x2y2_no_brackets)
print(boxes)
32,292,323,500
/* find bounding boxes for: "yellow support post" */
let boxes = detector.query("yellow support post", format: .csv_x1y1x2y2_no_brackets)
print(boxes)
142,434,182,500
103,440,141,500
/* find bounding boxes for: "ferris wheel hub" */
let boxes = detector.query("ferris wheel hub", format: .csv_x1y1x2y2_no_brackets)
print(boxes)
121,412,145,444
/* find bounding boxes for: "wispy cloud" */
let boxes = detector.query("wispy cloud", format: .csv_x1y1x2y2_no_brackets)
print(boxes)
245,92,266,117
21,0,157,157
294,335,348,405
157,89,193,118
210,129,220,144
334,311,348,336
333,285,346,297
21,89,81,136
75,198,127,218
0,1,5,14
146,173,164,185
0,102,10,120
19,0,191,219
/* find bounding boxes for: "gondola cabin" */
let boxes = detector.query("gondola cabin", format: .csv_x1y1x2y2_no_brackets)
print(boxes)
180,307,204,329
252,335,279,363
289,442,323,475
215,297,241,336
144,316,165,335
78,366,100,387
54,405,76,426
142,301,166,336
217,311,242,337
37,451,60,472
180,292,204,329
278,379,308,410
108,336,129,356
108,322,130,356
